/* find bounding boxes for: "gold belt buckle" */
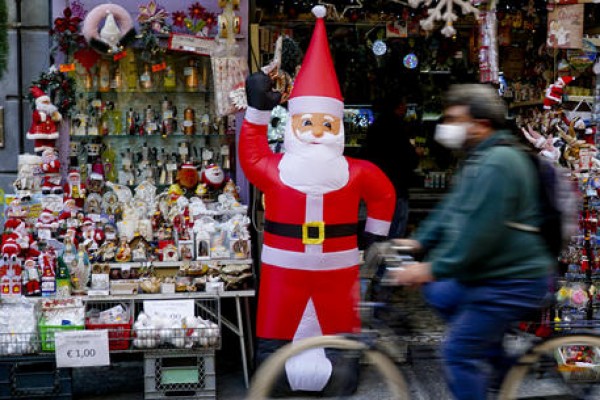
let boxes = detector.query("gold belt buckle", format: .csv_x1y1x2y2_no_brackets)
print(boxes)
302,221,325,245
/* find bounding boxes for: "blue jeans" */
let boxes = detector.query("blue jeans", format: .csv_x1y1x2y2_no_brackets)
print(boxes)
388,197,409,239
422,278,549,400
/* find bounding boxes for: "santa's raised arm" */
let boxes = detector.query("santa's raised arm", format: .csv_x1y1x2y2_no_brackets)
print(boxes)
239,5,395,395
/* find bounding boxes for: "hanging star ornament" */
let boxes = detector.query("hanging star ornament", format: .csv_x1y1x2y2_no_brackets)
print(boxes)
318,0,363,21
408,0,479,37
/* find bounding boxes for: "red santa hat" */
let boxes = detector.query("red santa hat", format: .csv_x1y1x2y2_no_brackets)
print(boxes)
287,6,344,118
4,218,24,232
30,86,51,106
558,76,575,86
82,217,94,226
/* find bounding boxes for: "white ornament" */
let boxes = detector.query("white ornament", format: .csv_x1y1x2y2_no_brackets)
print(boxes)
408,0,479,37
372,40,387,56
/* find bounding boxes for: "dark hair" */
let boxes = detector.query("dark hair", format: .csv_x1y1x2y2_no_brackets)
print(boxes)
444,84,507,129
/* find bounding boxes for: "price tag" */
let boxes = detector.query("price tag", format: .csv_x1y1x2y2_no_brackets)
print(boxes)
152,62,167,72
168,33,214,56
59,63,75,73
143,299,194,322
55,330,110,368
167,163,178,172
113,50,127,61
183,120,194,127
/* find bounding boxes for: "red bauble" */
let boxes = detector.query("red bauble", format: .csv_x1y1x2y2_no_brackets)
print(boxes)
177,163,199,190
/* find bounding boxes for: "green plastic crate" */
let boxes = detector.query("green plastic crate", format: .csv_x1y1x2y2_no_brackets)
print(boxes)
38,322,84,352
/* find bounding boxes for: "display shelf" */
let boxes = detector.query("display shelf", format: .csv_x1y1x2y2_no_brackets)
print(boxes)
509,100,544,109
564,95,594,103
78,90,214,95
84,289,255,301
69,133,232,140
106,259,252,269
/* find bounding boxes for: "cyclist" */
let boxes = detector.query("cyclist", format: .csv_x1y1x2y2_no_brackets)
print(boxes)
389,84,554,400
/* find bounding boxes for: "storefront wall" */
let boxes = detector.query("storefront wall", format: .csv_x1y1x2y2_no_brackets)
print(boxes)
0,0,51,192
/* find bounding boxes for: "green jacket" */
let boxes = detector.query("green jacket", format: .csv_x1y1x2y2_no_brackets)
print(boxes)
415,131,553,281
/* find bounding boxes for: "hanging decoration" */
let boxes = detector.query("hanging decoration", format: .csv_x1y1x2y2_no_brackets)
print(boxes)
50,7,85,58
26,66,77,117
82,4,136,55
137,1,170,62
318,0,363,21
403,53,419,69
408,0,479,37
479,9,499,84
171,2,217,36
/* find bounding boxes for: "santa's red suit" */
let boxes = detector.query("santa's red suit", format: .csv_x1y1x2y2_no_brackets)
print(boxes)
241,122,394,338
240,5,395,394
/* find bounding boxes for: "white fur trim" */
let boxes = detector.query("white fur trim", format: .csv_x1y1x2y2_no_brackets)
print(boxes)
305,194,324,254
365,217,391,236
289,96,344,118
244,107,272,125
26,132,59,140
285,298,332,391
312,5,327,18
35,96,50,106
261,245,359,270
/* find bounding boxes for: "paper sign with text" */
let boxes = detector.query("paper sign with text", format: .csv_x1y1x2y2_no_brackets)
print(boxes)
143,299,195,322
55,330,110,368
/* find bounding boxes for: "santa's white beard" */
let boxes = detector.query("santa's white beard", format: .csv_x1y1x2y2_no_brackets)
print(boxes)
278,120,349,195
37,102,58,116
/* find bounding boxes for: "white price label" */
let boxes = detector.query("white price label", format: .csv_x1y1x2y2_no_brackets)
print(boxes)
55,330,110,368
167,163,178,172
143,299,194,322
183,121,194,127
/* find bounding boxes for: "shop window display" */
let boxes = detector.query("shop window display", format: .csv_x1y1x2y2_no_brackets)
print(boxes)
0,4,255,391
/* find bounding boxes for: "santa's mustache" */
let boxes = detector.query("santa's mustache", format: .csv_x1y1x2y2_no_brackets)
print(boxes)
37,103,58,114
294,129,339,144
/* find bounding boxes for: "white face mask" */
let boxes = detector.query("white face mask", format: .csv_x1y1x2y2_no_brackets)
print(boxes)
434,123,469,149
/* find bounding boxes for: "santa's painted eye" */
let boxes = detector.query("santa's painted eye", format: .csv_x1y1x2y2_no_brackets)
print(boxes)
302,120,312,127
323,122,332,129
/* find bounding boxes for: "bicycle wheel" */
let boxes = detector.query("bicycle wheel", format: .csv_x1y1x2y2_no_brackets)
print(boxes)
246,335,410,399
499,333,600,400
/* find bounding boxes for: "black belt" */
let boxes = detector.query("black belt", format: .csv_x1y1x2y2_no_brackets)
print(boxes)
265,219,357,244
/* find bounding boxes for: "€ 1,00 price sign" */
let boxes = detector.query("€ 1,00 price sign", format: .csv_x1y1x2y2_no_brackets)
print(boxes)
55,330,110,368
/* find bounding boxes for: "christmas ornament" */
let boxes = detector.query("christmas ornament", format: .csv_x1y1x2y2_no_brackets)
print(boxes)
27,66,77,117
544,76,575,110
318,0,363,21
50,6,85,57
82,4,136,55
403,53,419,69
408,0,479,37
177,163,199,190
372,40,387,56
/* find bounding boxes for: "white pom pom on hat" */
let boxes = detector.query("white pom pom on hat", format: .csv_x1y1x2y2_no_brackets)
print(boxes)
312,5,327,18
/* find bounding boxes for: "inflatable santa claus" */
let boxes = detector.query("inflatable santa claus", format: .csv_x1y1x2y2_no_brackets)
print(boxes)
26,86,62,152
240,6,395,395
